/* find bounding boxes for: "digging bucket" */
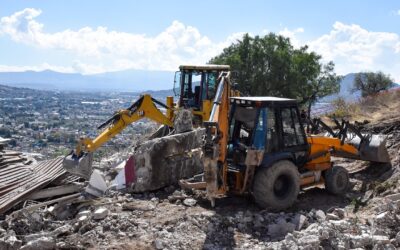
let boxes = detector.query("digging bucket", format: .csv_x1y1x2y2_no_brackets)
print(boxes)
62,152,93,179
347,134,391,163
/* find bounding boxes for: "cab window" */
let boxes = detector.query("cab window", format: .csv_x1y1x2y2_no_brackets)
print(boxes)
281,107,305,147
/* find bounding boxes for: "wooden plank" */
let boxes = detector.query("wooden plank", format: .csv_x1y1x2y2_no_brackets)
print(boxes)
26,184,83,200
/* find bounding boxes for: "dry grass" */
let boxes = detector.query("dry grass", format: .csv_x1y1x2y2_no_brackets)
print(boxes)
328,88,400,123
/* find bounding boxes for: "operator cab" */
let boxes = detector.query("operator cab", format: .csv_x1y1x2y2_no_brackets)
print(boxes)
228,97,309,170
174,65,230,112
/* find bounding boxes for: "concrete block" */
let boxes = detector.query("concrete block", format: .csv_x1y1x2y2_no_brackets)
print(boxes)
85,170,108,197
132,128,205,192
93,207,109,220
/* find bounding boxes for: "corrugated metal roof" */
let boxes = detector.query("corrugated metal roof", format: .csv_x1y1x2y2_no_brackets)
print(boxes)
0,157,66,214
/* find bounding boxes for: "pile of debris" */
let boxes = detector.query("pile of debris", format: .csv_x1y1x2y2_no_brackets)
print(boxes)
0,154,84,215
0,141,35,169
0,184,399,249
0,119,399,249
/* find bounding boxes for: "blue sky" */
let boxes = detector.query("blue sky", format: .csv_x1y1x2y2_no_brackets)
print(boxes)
0,0,399,80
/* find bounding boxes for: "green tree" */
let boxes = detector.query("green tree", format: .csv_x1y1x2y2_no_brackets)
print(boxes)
300,61,342,117
209,33,341,117
352,71,394,97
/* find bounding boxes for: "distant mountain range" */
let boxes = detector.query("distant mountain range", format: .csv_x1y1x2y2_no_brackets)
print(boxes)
0,69,175,92
0,70,397,99
321,73,359,102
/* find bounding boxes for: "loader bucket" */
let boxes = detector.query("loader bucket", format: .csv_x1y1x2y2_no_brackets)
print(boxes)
62,152,93,179
347,134,391,163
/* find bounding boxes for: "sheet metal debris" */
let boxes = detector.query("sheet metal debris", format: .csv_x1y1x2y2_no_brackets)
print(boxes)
0,156,68,214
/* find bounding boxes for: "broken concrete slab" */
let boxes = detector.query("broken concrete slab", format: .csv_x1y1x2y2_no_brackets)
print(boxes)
93,207,109,220
315,210,326,221
183,198,197,207
0,230,22,250
122,201,156,211
173,109,193,133
85,170,108,197
292,214,308,230
21,236,56,250
132,128,205,192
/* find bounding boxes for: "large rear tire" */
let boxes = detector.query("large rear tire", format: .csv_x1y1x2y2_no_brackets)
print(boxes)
324,166,349,195
253,160,300,210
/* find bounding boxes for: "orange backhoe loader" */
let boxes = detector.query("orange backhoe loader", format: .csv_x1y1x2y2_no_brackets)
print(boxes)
180,74,390,209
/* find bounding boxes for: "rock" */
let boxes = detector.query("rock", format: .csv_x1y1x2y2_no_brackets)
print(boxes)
326,213,340,220
123,201,156,211
21,237,56,250
350,234,367,248
174,109,193,133
381,244,397,250
93,207,109,220
292,214,308,230
151,197,160,203
319,228,330,240
85,170,108,197
253,214,264,228
154,239,163,249
0,231,22,250
283,233,298,249
297,235,320,248
375,211,388,220
77,210,91,217
132,129,205,192
77,210,91,221
385,193,400,202
332,208,346,219
243,216,252,223
372,235,390,245
268,218,296,238
396,231,400,244
78,215,89,222
315,210,326,221
183,198,197,207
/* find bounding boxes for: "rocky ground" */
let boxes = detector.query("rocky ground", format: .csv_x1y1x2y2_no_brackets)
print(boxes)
0,118,399,249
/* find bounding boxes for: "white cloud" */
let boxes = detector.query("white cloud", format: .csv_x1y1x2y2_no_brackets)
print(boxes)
0,63,74,73
278,27,304,47
0,9,399,82
308,22,400,82
0,8,244,74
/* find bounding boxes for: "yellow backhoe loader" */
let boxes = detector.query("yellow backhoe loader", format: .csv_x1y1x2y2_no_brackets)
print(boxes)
180,74,391,209
63,64,235,178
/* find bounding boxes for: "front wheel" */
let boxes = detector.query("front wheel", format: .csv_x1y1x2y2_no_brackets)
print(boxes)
324,166,349,195
252,160,300,210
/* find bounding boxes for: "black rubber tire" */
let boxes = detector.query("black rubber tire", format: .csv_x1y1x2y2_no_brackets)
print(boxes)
252,160,300,210
324,166,349,195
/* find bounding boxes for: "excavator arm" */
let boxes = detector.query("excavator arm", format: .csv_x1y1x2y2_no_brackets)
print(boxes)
63,94,174,179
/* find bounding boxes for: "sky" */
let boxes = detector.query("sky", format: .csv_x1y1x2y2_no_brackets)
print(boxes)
0,0,399,81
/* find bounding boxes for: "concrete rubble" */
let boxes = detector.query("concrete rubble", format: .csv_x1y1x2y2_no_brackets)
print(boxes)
131,128,205,192
0,114,398,249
